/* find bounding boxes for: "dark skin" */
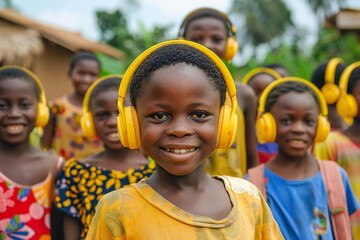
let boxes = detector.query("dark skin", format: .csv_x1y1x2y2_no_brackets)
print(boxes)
0,78,58,186
61,88,148,240
327,104,348,131
342,80,360,144
235,82,259,168
41,59,100,149
265,91,320,180
185,16,259,169
137,64,232,220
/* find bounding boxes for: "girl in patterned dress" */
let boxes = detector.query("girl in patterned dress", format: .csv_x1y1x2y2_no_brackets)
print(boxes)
0,66,62,240
41,51,104,160
55,76,155,239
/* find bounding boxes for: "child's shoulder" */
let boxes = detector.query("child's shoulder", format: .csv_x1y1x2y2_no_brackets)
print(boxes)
218,175,261,200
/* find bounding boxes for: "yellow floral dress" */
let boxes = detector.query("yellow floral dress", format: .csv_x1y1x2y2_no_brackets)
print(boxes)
86,176,284,240
55,158,155,239
49,96,104,160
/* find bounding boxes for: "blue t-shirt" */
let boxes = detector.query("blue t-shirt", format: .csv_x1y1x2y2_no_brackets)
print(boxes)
247,166,359,239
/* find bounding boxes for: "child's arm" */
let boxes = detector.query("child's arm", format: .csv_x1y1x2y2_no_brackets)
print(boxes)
64,214,82,240
235,83,259,168
41,108,56,149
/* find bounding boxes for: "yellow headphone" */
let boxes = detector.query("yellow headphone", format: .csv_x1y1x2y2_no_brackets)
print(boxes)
178,8,238,61
336,61,360,120
321,58,344,104
117,40,238,149
256,77,330,144
242,67,282,85
81,74,123,139
0,66,49,128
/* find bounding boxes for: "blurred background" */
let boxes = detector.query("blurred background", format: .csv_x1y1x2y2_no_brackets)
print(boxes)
1,0,360,99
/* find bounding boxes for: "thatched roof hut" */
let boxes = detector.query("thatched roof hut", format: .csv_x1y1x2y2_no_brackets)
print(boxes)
0,8,125,100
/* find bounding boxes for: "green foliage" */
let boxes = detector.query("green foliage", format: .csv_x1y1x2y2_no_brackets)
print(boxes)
312,28,360,64
230,0,293,48
96,9,172,72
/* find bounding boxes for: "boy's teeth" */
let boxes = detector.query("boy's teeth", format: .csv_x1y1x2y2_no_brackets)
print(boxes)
290,140,304,143
108,132,119,138
6,125,24,133
164,148,195,153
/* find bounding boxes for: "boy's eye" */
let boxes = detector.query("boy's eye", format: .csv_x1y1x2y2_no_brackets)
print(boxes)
190,111,209,121
280,118,292,125
0,102,8,110
20,102,33,109
304,119,316,126
151,112,169,121
94,111,109,119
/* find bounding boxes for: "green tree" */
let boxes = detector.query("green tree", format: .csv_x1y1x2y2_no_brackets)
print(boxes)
96,9,172,72
229,0,294,55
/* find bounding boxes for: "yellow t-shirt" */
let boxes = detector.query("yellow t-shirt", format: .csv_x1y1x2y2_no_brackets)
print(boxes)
86,176,283,240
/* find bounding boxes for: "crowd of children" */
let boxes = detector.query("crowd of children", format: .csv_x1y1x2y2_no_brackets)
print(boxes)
0,7,359,240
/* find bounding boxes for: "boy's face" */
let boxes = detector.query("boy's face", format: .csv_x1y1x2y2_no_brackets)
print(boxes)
248,74,275,104
69,59,100,96
185,17,227,59
0,78,38,145
270,91,319,158
90,89,122,149
136,63,220,176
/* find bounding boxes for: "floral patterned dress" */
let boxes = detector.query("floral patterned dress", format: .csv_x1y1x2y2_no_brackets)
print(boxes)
55,158,155,239
49,96,104,160
0,171,55,240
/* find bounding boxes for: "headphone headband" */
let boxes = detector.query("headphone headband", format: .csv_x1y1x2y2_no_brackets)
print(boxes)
258,77,328,116
242,67,282,85
118,40,237,108
325,58,344,84
178,8,236,39
83,74,123,112
339,61,360,94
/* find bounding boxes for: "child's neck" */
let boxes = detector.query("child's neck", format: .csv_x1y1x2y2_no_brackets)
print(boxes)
68,92,85,107
266,152,318,180
343,119,360,144
0,140,32,153
147,163,209,192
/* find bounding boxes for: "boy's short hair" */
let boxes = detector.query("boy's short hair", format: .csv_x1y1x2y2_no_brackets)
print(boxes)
69,51,101,72
247,72,277,85
182,8,230,38
0,67,40,101
311,61,346,89
265,81,320,113
347,67,360,94
88,77,122,109
129,44,226,107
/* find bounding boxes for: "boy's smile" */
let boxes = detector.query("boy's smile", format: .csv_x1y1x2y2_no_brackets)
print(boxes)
270,91,319,158
0,78,38,145
136,63,221,176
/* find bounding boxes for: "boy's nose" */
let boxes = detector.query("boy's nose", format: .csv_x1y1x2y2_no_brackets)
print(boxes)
203,39,216,52
106,113,118,127
166,119,194,138
8,106,21,118
291,121,306,133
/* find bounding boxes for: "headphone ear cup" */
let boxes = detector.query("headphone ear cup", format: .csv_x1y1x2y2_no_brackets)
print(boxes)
36,102,49,128
336,94,358,119
81,111,96,139
314,115,330,143
216,105,237,149
321,83,341,105
124,106,141,149
223,37,238,61
256,113,276,144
